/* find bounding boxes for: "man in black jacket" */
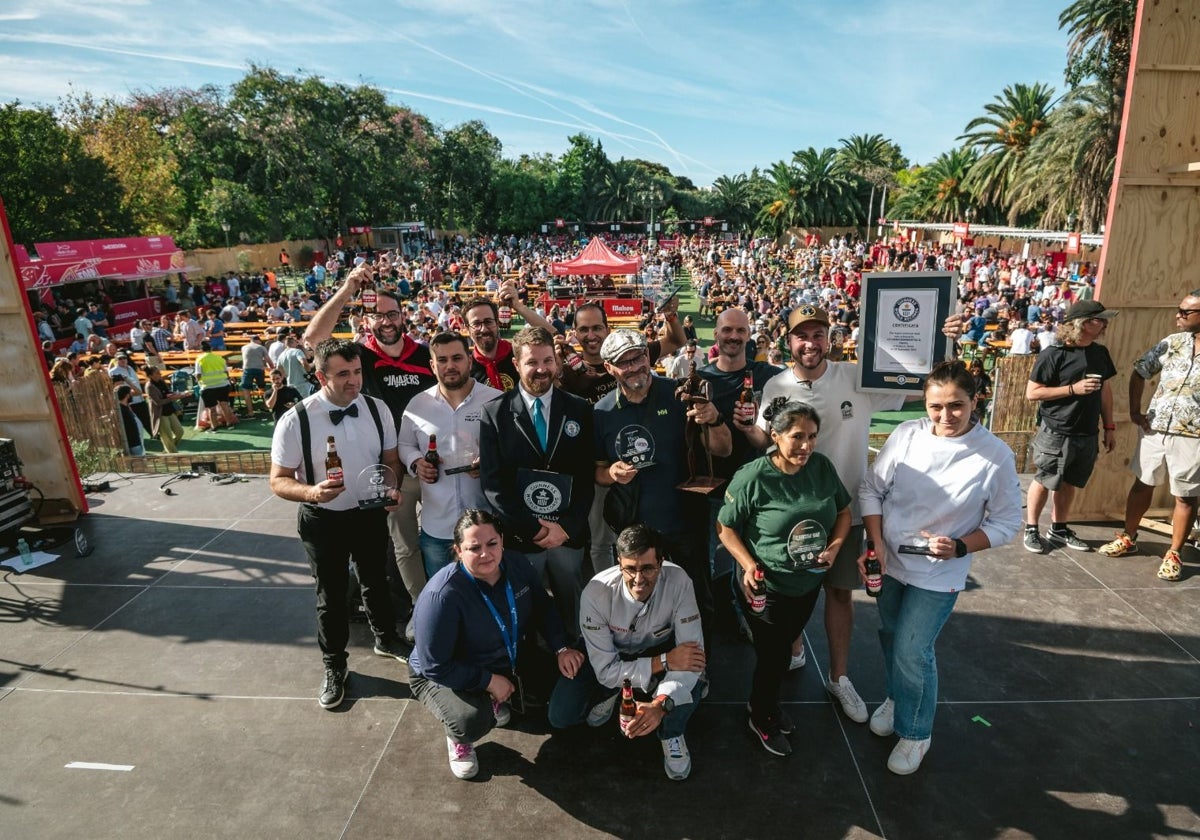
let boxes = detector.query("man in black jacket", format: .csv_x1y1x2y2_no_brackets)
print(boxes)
480,326,594,640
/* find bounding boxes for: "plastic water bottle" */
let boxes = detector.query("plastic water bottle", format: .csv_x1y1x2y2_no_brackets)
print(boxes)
17,538,33,567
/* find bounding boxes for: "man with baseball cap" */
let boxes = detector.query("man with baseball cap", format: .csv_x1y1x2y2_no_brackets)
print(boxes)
592,329,731,647
741,303,906,725
1022,299,1119,554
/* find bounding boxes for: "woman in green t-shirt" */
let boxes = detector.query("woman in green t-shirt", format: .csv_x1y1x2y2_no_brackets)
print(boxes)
717,400,851,757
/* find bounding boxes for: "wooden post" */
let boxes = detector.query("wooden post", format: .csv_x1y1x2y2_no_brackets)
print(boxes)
1074,0,1200,519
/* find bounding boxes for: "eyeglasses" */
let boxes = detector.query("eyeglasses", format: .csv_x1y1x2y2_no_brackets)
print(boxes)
370,310,404,321
1178,308,1200,318
468,318,497,330
610,351,648,370
619,564,660,580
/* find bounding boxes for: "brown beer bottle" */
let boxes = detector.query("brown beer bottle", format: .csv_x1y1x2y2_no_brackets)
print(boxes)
619,678,636,734
865,540,883,598
325,436,344,486
359,267,377,312
748,565,767,614
738,372,754,406
424,434,441,482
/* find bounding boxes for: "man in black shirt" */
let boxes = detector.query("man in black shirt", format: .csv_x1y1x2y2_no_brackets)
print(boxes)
1023,300,1119,553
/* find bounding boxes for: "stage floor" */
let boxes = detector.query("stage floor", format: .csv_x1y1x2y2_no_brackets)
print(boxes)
1,475,1197,839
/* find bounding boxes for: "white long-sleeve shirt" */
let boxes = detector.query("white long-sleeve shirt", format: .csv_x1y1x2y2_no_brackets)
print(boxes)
578,562,703,706
859,417,1022,592
398,380,502,539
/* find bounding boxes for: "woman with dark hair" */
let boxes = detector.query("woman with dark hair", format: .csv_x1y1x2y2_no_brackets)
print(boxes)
717,400,852,757
408,509,585,780
858,360,1021,775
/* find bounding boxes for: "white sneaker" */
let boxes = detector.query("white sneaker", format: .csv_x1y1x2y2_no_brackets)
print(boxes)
493,700,511,727
789,646,807,671
825,674,869,723
586,693,618,727
887,737,931,775
661,735,692,781
869,698,894,737
446,736,478,780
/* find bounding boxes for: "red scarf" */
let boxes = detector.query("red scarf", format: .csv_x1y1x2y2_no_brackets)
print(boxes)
472,339,513,390
362,333,430,375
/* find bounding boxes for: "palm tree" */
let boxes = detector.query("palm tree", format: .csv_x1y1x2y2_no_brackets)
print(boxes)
791,146,856,226
1007,83,1115,231
959,82,1058,219
597,159,642,220
710,173,755,232
888,148,979,222
837,133,891,229
755,160,803,238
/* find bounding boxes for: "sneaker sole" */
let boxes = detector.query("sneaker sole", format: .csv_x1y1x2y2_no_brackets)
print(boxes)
663,761,691,781
1023,535,1046,554
1044,533,1091,552
319,687,345,710
373,647,410,663
747,717,791,756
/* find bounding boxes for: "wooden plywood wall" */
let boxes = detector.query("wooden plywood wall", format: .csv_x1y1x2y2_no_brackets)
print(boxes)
0,200,87,515
1077,0,1200,518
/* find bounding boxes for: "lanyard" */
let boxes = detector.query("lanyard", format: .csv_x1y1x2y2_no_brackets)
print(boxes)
459,563,519,672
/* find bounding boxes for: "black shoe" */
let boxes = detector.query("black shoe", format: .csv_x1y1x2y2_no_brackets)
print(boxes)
748,714,792,756
319,667,347,710
373,636,411,663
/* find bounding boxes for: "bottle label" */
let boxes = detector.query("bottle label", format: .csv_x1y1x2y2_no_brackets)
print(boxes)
327,467,344,485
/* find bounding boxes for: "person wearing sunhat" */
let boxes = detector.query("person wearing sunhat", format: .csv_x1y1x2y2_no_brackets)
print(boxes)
1022,299,1119,554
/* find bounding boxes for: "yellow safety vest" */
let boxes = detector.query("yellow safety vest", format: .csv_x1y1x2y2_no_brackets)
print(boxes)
196,352,228,389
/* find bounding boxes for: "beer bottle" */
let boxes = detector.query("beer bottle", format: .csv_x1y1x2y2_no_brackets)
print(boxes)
738,372,754,406
359,267,377,313
424,434,441,482
325,436,344,486
865,540,883,598
748,565,767,614
619,678,636,734
561,341,586,372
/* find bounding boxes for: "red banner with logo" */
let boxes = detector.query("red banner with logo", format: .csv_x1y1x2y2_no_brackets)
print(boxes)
1066,232,1081,254
17,236,188,289
952,222,970,238
602,298,643,320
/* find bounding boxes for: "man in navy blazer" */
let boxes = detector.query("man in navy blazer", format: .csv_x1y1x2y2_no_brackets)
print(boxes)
480,326,595,640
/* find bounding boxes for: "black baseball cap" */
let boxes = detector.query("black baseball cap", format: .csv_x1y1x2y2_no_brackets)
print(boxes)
1064,300,1119,321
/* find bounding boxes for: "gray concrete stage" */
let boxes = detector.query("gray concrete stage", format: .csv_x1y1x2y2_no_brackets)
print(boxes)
1,475,1197,840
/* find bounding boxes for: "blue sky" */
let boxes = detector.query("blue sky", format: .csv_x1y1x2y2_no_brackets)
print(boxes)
0,0,1071,186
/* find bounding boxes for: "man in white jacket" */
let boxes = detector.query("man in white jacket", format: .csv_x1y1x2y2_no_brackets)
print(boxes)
547,524,706,781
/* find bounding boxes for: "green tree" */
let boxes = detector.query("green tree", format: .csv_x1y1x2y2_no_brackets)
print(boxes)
556,134,611,221
888,148,979,221
837,133,899,230
0,102,132,245
959,82,1057,219
429,119,502,232
710,173,756,232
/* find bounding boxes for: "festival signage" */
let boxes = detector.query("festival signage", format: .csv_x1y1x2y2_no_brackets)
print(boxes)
952,222,970,238
16,236,188,289
602,299,642,320
858,271,955,394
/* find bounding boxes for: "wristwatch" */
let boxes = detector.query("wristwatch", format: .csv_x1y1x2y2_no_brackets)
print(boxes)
954,538,968,558
654,694,676,713
660,652,669,672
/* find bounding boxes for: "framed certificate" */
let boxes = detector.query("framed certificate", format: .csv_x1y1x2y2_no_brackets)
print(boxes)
858,272,955,394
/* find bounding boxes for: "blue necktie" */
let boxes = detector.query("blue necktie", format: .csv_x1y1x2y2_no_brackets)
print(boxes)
532,397,548,451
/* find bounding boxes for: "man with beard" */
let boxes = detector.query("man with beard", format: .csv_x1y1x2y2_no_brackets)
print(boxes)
741,305,905,724
465,283,552,392
306,265,438,639
269,339,408,710
556,299,686,573
479,326,595,640
399,332,502,581
592,330,731,649
696,308,778,628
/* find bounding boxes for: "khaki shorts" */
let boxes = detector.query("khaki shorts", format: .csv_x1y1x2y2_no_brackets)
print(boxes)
1132,429,1200,498
822,523,865,591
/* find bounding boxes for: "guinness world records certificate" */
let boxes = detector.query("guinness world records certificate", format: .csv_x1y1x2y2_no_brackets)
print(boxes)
858,272,955,394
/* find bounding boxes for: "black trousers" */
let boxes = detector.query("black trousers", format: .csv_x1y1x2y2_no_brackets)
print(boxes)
746,587,822,722
661,527,714,655
298,504,396,669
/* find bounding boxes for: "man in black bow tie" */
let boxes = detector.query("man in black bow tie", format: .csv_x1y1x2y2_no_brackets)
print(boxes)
270,338,409,710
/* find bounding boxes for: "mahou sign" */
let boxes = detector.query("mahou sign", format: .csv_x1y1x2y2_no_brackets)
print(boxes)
17,236,186,289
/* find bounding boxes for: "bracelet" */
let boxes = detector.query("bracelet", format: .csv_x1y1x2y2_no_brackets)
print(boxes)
556,646,569,656
1068,383,1075,396
1104,424,1116,431
705,413,725,427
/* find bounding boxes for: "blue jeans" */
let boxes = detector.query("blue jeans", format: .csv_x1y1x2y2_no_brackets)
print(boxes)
876,575,958,741
418,530,455,579
547,658,703,740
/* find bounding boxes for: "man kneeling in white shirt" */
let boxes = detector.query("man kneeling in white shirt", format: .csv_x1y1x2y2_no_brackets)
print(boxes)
547,524,706,781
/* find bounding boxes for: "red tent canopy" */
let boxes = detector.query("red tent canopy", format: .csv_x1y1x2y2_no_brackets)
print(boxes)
550,237,642,276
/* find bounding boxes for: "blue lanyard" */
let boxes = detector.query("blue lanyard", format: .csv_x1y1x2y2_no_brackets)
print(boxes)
459,563,519,672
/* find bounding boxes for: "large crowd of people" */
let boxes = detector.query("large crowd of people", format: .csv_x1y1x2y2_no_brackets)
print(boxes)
44,229,1188,783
